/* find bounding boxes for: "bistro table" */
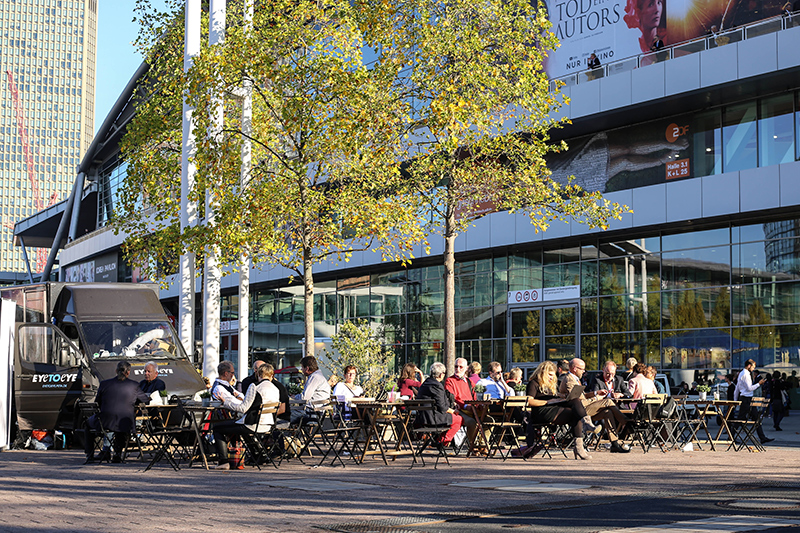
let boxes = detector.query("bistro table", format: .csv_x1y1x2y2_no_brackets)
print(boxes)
351,399,416,465
462,399,499,457
142,401,216,471
684,398,740,451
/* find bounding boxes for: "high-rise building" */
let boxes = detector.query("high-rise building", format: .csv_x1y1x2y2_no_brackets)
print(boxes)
0,0,96,277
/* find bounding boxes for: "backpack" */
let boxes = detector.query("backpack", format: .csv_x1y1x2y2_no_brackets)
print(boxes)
658,396,678,419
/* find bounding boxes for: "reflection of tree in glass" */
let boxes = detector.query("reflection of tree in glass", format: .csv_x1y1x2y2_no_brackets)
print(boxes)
738,301,781,358
710,287,730,327
667,290,709,330
512,311,540,363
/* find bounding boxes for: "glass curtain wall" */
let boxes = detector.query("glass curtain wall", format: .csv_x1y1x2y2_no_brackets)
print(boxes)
245,217,800,384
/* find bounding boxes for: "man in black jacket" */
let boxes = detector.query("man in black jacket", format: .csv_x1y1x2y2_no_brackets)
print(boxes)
85,361,150,463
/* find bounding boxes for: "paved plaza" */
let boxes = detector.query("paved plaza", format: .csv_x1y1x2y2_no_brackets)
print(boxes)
0,415,798,533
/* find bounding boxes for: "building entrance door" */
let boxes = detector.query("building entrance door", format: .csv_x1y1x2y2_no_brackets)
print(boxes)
507,304,578,379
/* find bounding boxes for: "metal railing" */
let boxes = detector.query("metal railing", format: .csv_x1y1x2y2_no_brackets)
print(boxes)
551,12,800,90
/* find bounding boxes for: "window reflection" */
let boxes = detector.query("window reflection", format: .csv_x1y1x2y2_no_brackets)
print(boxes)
723,102,758,172
759,94,795,167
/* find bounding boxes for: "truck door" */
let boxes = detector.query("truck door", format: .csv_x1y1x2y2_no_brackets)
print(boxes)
14,324,87,431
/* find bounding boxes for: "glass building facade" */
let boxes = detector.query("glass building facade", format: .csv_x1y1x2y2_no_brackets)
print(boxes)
241,217,800,386
0,0,96,273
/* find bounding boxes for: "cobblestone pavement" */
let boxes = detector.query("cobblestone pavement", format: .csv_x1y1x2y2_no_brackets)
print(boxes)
0,414,798,533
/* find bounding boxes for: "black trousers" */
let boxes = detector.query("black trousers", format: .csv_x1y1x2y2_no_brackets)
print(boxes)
737,396,767,441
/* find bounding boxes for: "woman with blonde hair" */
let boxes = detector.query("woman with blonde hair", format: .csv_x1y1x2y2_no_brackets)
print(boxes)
524,360,593,460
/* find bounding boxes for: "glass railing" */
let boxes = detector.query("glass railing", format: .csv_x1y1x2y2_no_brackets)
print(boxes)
551,12,799,90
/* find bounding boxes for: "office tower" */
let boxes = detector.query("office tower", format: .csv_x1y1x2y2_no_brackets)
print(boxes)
0,0,96,276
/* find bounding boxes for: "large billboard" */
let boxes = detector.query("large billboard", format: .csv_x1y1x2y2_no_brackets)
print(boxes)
544,0,788,79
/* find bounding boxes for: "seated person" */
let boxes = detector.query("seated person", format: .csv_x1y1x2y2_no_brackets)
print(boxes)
445,358,480,450
397,363,423,398
477,361,513,399
289,355,331,424
589,360,631,399
629,363,658,399
562,358,630,453
505,367,523,389
333,365,363,419
212,362,281,469
467,361,482,386
85,361,150,463
138,361,166,397
525,360,593,459
415,362,462,444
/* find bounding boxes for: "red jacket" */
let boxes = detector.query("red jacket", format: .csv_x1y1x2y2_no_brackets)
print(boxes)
445,375,475,409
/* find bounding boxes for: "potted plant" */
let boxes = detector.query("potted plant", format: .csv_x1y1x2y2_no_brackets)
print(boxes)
200,391,212,407
159,390,169,405
696,384,711,401
513,383,527,396
287,383,303,399
474,383,490,401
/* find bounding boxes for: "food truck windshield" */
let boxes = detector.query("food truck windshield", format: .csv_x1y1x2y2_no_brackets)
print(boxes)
81,321,180,359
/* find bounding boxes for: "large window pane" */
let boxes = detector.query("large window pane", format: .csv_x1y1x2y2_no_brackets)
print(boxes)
662,328,731,369
599,294,655,332
723,102,757,172
543,263,580,288
759,94,795,166
734,239,800,284
509,267,542,292
692,109,722,177
662,227,729,251
662,246,730,289
455,272,493,308
732,282,800,326
455,307,492,341
662,288,733,330
599,254,661,295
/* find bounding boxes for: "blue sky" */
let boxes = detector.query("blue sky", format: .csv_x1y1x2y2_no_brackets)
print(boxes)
94,1,165,132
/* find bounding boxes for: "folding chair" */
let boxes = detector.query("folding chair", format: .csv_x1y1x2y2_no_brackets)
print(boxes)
628,395,668,453
407,399,451,469
77,401,113,465
526,421,571,459
483,397,528,460
144,403,195,471
239,402,281,470
728,397,766,452
314,401,363,467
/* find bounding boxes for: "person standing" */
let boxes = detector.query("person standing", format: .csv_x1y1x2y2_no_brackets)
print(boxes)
770,371,786,431
734,359,773,444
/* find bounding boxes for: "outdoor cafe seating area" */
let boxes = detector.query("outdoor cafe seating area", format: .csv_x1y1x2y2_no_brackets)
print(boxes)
80,392,770,471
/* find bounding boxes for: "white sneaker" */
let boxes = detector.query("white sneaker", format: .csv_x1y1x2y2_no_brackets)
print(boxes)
215,463,231,470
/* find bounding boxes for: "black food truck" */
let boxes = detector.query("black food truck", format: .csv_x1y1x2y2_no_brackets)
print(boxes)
2,282,206,435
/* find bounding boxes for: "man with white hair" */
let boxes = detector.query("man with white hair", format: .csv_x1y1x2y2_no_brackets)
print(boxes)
138,361,166,395
445,358,481,452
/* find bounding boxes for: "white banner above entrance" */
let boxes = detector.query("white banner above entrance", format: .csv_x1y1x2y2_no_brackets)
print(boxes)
508,285,580,305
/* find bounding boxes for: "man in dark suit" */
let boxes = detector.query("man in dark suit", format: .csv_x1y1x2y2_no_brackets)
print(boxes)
85,360,150,463
590,360,632,399
416,362,463,444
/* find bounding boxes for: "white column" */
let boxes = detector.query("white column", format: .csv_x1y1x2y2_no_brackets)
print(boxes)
203,0,225,380
238,0,253,382
180,0,200,363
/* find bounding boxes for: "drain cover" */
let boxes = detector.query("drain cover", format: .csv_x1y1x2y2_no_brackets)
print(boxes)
718,498,800,510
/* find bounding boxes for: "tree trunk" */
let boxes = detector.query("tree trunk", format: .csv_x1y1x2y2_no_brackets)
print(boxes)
443,209,457,377
303,250,315,359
